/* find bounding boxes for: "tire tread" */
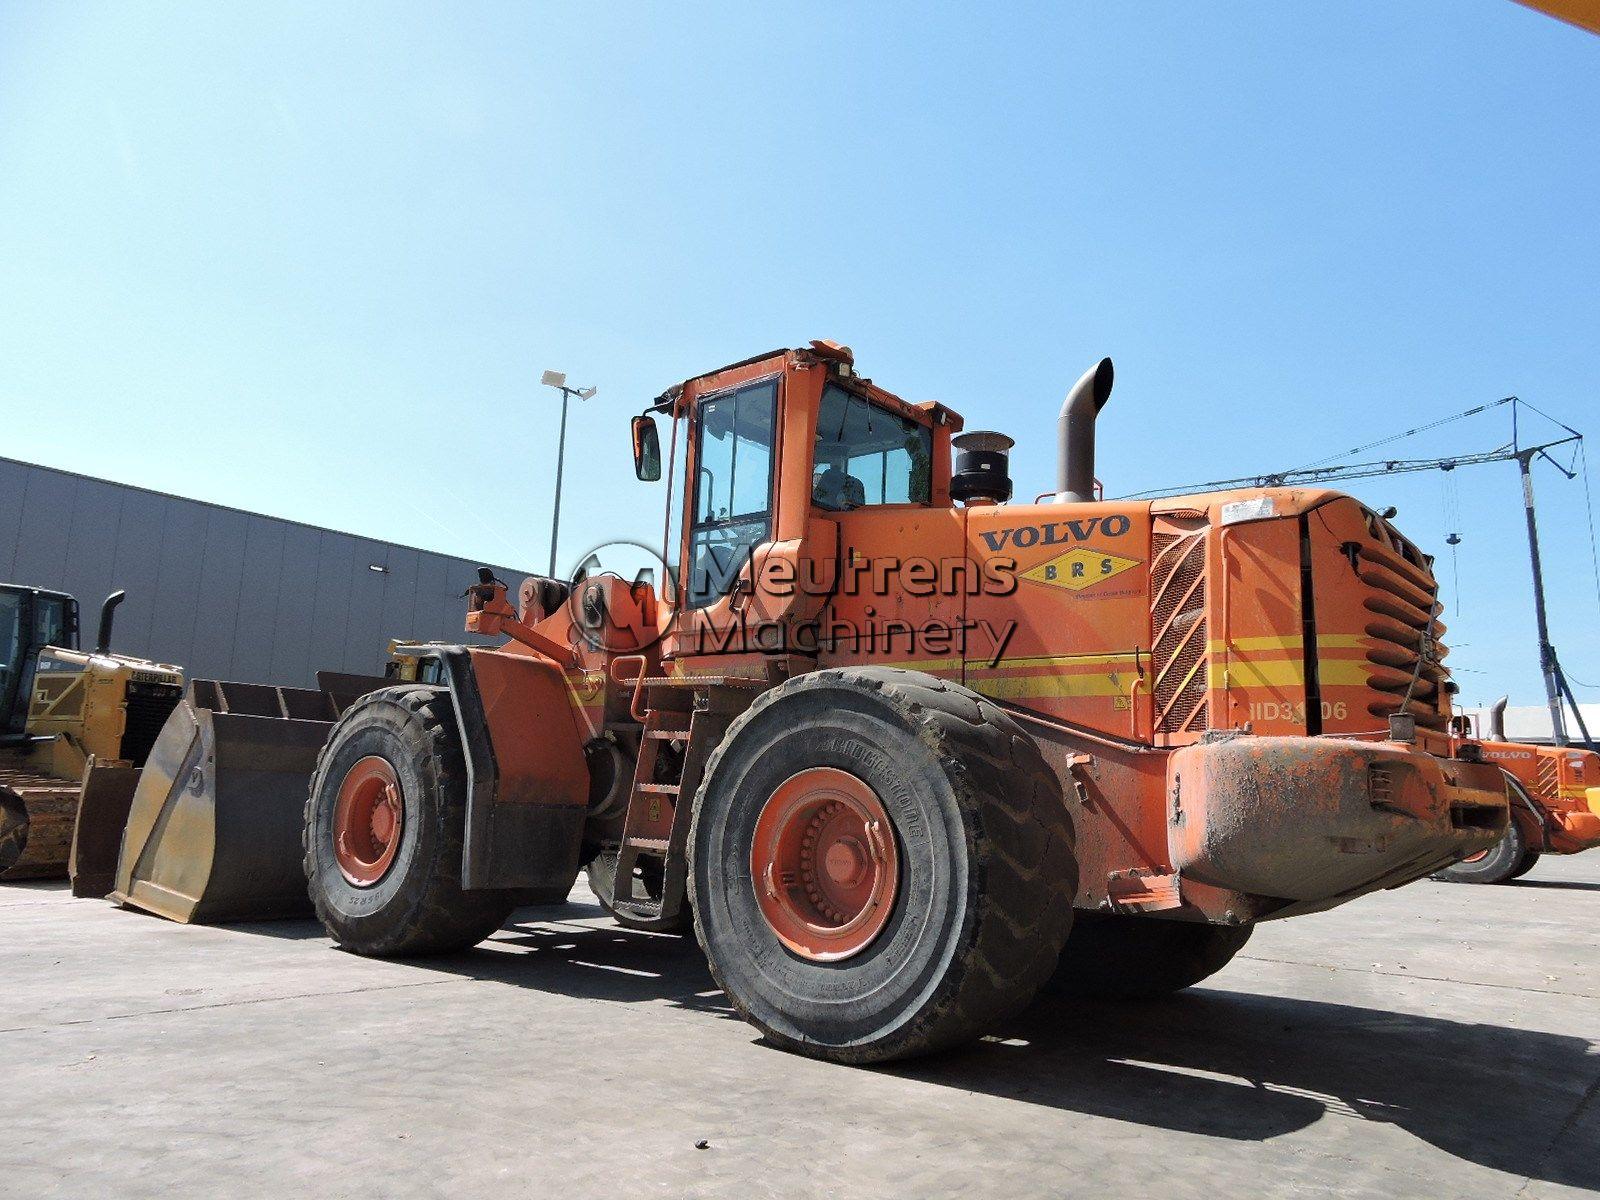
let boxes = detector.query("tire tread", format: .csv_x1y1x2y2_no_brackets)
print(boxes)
690,666,1078,1062
303,685,514,956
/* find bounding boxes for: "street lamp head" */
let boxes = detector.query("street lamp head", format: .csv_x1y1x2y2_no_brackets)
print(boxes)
541,370,567,389
576,386,598,400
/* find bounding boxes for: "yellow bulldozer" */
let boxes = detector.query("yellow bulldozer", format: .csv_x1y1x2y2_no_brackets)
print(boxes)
0,583,183,883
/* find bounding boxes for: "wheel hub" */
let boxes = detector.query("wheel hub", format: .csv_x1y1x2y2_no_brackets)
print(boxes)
333,756,404,888
751,767,899,962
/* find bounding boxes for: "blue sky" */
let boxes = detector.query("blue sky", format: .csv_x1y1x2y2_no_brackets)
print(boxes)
1,2,1596,708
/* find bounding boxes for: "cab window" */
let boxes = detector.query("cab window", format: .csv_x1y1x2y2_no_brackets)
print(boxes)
687,379,777,608
813,384,932,511
35,597,71,649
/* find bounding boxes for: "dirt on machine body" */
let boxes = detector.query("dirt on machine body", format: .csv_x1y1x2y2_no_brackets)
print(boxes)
287,341,1508,1063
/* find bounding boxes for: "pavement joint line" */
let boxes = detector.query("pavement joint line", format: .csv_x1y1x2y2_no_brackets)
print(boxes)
1236,954,1599,1001
0,976,480,1036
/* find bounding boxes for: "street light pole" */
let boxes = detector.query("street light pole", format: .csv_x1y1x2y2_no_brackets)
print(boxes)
540,371,597,579
549,385,570,577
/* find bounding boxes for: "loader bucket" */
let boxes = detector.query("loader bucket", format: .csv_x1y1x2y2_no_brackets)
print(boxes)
108,676,389,923
69,758,141,898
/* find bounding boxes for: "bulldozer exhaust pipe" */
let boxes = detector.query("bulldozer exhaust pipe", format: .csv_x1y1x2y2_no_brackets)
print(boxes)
95,590,125,656
1055,357,1114,503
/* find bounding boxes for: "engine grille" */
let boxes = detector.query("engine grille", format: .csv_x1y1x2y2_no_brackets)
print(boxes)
1537,753,1560,801
120,683,182,766
1355,512,1450,732
1151,516,1209,735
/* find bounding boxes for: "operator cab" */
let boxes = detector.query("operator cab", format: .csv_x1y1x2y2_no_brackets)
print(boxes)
810,385,933,513
631,342,959,655
0,584,79,740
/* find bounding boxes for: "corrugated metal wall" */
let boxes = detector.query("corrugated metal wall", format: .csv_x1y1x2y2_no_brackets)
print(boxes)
0,456,531,687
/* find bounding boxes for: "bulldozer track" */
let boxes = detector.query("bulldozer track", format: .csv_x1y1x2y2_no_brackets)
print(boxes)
0,760,80,881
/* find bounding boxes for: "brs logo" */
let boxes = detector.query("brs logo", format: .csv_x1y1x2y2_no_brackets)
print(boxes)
978,513,1132,553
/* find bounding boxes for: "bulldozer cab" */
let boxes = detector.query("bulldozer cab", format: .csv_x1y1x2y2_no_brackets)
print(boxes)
0,584,79,740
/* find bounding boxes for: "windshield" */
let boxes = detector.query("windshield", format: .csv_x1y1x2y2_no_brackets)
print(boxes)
813,384,932,511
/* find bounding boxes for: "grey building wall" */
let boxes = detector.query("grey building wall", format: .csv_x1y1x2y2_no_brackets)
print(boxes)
0,455,532,687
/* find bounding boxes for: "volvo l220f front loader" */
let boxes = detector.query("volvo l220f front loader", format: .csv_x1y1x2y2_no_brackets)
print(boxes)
300,342,1509,1063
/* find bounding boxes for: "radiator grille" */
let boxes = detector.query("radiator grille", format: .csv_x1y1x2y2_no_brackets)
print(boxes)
1356,513,1450,732
1151,522,1209,735
120,684,181,767
1536,753,1560,801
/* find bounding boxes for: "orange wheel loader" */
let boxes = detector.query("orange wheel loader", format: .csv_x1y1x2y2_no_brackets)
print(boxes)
1434,700,1600,883
300,342,1509,1063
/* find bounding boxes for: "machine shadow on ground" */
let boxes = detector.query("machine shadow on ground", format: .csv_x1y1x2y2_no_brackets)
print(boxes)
375,903,1597,1193
1505,877,1600,893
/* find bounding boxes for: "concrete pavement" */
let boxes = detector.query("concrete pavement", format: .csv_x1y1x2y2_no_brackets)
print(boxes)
3,855,1598,1199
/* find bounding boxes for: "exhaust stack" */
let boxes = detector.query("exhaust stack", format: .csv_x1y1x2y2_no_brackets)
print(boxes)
96,590,125,656
1055,357,1114,503
1488,696,1509,741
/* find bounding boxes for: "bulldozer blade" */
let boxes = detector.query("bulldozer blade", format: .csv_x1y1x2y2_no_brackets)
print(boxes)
69,759,141,898
108,676,389,924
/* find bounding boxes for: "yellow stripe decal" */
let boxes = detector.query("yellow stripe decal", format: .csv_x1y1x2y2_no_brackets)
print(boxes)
1206,634,1367,653
972,674,1128,700
1208,659,1370,688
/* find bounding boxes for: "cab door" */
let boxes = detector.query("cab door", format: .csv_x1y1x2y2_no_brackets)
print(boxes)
0,589,26,735
675,375,781,661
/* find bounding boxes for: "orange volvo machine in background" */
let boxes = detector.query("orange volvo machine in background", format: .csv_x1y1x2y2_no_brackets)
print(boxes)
298,342,1509,1063
1436,701,1600,883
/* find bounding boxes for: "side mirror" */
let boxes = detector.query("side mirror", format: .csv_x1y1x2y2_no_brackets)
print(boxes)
632,415,662,482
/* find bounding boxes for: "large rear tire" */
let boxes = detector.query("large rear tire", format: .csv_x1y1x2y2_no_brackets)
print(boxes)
1043,913,1253,999
690,667,1077,1064
304,686,516,956
1509,846,1543,880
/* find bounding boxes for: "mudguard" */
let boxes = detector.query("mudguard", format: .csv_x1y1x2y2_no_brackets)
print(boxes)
436,647,589,891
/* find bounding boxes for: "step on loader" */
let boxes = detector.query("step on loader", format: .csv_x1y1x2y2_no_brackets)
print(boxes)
300,342,1510,1063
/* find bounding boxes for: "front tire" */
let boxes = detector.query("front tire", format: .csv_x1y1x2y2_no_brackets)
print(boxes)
1043,913,1253,999
304,686,516,956
690,668,1077,1064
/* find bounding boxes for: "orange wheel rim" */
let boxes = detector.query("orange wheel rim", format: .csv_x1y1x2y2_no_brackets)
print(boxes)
750,767,899,962
333,756,404,887
1460,849,1489,864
